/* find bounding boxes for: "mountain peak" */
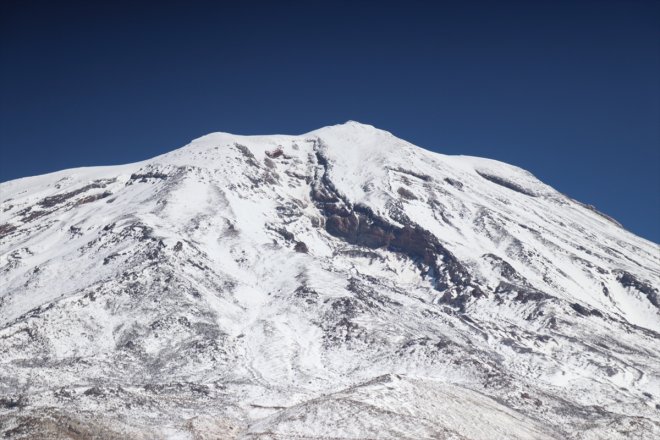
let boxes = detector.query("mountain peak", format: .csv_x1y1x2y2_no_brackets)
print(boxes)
306,120,390,136
186,121,385,146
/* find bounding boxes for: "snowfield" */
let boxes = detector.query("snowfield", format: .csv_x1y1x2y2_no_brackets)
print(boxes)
0,121,659,439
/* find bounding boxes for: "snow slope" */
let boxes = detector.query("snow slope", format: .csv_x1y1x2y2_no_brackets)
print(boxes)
0,121,658,439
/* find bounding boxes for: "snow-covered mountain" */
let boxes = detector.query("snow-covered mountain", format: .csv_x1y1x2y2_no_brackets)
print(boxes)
1,121,658,439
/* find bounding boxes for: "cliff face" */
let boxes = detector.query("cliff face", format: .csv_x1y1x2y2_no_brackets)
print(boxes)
1,122,658,439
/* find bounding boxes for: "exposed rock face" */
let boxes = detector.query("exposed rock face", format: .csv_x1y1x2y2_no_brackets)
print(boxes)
476,170,538,197
0,122,659,439
616,270,659,308
312,148,474,295
38,180,114,207
0,223,17,238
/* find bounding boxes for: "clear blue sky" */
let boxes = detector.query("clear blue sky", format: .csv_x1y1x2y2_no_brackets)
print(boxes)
1,1,658,242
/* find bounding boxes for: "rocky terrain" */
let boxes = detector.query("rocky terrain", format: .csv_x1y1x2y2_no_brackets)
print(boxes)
0,122,658,439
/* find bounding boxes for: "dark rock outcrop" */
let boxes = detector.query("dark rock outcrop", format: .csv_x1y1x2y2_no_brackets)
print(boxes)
388,167,432,182
397,187,417,200
0,223,17,239
444,177,464,189
294,241,308,253
571,302,604,317
265,147,284,159
476,171,536,197
129,172,168,182
38,181,112,208
615,271,659,308
311,146,476,298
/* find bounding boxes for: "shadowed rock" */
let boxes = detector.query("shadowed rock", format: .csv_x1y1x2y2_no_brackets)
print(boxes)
476,171,536,197
312,147,475,297
616,271,659,308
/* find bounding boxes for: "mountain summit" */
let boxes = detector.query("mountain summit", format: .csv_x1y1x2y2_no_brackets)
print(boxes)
1,123,658,439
